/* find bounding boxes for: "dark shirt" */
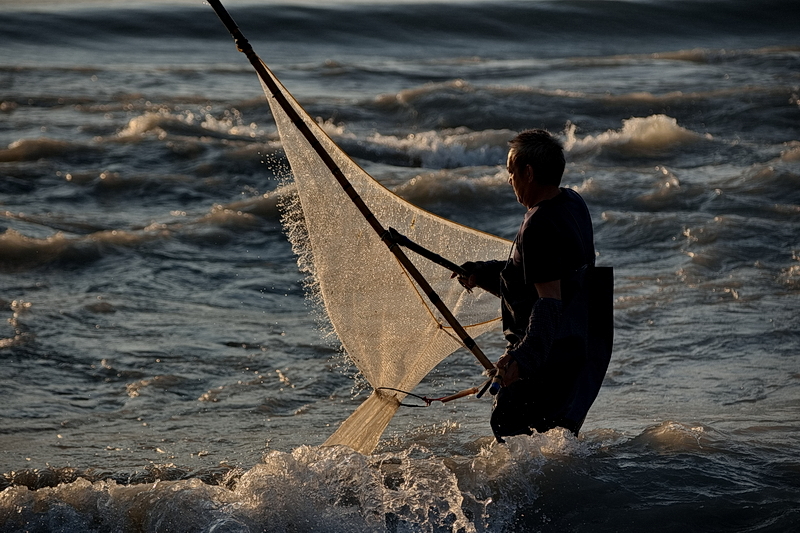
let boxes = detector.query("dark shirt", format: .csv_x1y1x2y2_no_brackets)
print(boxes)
500,187,595,344
472,187,611,437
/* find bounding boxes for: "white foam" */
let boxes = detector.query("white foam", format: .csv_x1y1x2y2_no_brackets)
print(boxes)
564,115,710,157
0,444,481,532
778,252,800,289
367,128,510,169
780,140,800,162
628,421,714,453
392,168,508,205
118,109,262,140
319,118,511,169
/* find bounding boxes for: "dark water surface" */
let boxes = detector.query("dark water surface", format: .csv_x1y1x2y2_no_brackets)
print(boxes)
1,1,799,531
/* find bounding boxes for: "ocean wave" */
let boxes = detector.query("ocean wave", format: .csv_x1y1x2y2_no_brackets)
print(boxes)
780,141,800,162
564,115,711,158
392,169,508,208
2,1,796,50
321,115,511,168
364,128,510,169
0,187,285,271
2,422,783,532
0,227,165,271
597,85,783,106
572,45,800,67
376,79,586,108
0,138,98,163
716,160,800,208
220,188,286,220
195,204,266,230
118,109,263,141
624,421,717,454
632,166,715,212
0,431,589,533
2,212,110,235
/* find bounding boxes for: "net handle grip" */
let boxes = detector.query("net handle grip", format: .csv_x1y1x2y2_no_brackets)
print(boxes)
385,228,469,277
439,387,480,403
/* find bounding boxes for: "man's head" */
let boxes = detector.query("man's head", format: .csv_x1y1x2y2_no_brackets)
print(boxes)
507,129,565,187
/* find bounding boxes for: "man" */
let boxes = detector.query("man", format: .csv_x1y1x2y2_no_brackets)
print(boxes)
457,129,611,442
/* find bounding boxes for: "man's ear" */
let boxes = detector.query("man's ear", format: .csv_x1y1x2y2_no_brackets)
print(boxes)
525,164,534,182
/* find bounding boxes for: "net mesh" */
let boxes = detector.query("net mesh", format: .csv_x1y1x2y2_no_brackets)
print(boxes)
260,63,510,453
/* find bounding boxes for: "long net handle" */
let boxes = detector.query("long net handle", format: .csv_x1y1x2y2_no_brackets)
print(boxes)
207,0,494,371
387,227,468,277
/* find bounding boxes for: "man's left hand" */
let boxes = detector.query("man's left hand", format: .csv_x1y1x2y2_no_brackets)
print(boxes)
496,352,520,387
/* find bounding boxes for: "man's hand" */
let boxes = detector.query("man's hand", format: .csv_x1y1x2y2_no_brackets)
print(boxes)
451,261,479,291
496,352,520,387
451,271,477,291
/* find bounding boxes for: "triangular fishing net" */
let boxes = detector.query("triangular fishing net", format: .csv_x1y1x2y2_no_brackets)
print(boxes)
259,62,510,454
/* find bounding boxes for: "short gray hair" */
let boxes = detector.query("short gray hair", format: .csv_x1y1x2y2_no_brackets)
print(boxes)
508,129,565,186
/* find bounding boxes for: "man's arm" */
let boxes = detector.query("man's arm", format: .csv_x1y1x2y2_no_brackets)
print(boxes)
496,280,563,385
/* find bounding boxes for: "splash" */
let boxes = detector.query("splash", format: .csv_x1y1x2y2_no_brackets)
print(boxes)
0,300,33,349
0,431,595,533
778,251,800,290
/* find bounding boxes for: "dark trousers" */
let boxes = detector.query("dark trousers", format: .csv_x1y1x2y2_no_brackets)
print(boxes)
490,378,580,443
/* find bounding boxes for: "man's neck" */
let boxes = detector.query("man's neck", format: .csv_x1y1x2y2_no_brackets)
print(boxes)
524,185,560,209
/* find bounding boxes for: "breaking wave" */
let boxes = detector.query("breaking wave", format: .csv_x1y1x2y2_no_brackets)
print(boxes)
0,430,582,533
564,115,710,157
2,421,789,533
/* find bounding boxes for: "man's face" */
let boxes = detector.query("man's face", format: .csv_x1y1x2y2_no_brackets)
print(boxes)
507,149,529,205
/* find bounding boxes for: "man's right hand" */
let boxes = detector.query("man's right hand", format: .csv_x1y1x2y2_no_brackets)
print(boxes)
451,261,479,291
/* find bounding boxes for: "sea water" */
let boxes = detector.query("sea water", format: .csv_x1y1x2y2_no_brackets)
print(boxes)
1,0,799,531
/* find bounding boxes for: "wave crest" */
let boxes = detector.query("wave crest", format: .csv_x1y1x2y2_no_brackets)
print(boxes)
564,115,710,157
0,138,95,162
118,109,261,141
0,227,164,271
0,431,593,533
